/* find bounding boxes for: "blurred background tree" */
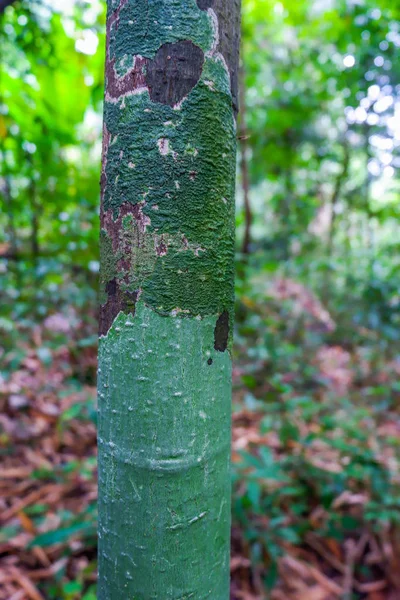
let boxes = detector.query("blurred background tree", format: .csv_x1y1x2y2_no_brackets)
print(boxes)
1,1,400,599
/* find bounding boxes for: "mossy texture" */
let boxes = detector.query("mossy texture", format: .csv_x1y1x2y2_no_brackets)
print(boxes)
101,55,236,324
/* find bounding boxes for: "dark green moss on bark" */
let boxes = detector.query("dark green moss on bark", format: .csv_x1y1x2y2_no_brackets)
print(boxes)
102,57,235,323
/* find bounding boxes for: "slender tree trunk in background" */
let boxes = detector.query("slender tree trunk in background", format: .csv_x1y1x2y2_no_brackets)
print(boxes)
26,154,40,265
98,1,240,598
29,178,39,265
31,210,39,263
1,176,18,258
363,125,375,279
326,142,349,260
280,134,295,261
344,202,355,289
324,141,350,301
239,65,252,255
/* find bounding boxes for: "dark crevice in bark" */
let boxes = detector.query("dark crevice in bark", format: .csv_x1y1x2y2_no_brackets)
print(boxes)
214,311,229,352
145,41,204,107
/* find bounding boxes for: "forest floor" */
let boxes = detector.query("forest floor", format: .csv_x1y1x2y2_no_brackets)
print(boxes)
1,276,400,600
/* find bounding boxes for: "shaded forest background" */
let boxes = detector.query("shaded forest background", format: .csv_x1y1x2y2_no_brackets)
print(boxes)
1,0,400,598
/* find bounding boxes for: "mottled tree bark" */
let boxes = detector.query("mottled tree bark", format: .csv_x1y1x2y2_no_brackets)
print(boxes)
98,1,240,598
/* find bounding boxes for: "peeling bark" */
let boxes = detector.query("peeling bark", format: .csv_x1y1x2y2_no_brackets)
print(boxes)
98,1,241,598
105,55,147,103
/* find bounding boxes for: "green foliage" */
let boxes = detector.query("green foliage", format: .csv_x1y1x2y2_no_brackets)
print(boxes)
239,0,400,255
0,0,105,268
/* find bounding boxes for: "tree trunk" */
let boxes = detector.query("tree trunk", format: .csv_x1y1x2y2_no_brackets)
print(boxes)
98,1,241,598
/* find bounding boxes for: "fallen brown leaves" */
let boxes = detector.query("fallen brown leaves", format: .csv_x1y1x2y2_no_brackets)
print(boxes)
230,403,400,600
1,295,400,599
0,341,97,600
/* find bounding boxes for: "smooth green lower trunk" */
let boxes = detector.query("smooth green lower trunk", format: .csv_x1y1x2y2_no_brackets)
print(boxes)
98,1,240,598
98,305,231,597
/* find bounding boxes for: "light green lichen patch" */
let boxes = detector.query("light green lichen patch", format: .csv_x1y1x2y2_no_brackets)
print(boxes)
98,302,232,599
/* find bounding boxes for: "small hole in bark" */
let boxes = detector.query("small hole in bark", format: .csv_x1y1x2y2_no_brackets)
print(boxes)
214,311,229,352
207,358,213,365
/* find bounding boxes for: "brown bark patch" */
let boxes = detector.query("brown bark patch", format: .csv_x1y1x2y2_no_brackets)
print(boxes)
106,0,128,39
145,41,204,107
99,202,151,336
105,56,148,102
99,282,139,336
